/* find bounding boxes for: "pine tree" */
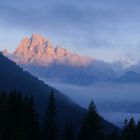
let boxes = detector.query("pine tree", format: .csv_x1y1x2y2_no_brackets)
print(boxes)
107,129,119,140
122,118,136,140
6,90,22,140
0,90,41,140
78,101,104,140
3,91,40,140
61,122,75,140
43,90,57,140
0,91,7,140
135,120,140,140
25,96,40,140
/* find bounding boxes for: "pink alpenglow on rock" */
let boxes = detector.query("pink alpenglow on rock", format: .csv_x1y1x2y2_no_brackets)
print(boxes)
11,34,92,66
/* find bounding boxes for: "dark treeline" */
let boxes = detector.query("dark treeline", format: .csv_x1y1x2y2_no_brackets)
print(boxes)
0,90,40,140
0,90,140,140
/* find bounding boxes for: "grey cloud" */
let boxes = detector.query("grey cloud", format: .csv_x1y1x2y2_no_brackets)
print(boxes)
0,0,139,30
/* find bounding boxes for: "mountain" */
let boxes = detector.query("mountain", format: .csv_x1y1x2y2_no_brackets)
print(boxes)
113,71,140,84
4,34,140,85
12,34,91,66
0,53,118,133
3,34,116,85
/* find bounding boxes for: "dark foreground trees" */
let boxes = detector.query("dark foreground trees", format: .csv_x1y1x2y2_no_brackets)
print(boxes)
0,90,40,140
1,90,140,140
0,90,107,140
61,122,75,140
42,91,57,140
121,118,140,140
78,101,105,140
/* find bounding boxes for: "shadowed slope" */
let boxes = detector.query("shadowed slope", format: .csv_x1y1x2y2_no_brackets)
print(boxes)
0,53,118,134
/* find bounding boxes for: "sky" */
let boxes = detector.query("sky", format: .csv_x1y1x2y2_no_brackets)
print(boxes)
1,0,140,64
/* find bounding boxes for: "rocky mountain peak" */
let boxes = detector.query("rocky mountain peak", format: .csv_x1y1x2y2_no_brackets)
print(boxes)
7,34,92,66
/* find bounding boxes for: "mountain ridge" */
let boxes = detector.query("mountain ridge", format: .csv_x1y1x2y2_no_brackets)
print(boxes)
4,34,140,85
9,34,92,67
112,71,140,84
3,34,117,85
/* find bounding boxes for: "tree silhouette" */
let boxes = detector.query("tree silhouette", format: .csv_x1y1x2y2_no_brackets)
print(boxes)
135,120,140,140
0,91,8,140
122,118,136,140
4,89,140,140
78,101,104,140
25,96,40,140
107,129,119,140
42,91,57,140
0,90,41,140
61,122,75,140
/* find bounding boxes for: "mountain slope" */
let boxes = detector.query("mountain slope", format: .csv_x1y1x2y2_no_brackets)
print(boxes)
0,53,86,129
0,53,118,133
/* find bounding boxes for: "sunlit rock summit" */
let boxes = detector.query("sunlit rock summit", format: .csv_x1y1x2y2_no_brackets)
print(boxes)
13,34,91,66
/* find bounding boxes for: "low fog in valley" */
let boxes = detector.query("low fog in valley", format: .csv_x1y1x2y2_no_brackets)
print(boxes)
42,79,140,127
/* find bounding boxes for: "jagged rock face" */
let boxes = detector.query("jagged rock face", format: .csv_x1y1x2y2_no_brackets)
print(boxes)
13,34,91,66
